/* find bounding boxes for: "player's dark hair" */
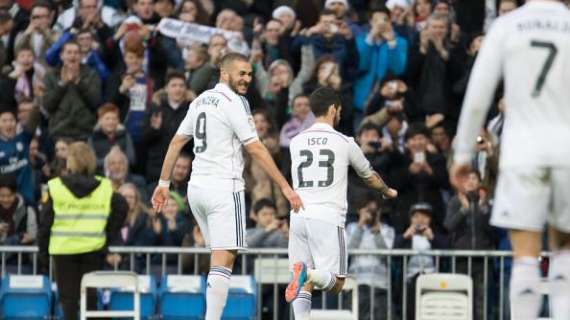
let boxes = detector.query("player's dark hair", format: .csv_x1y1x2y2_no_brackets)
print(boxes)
253,198,277,214
220,52,249,70
0,106,16,118
309,87,341,117
0,174,17,193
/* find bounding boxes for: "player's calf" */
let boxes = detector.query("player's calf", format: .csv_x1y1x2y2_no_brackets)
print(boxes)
328,277,345,294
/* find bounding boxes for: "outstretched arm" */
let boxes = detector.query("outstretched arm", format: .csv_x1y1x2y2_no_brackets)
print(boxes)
151,134,192,211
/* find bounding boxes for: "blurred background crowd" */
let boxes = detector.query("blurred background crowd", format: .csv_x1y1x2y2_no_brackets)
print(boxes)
0,0,545,318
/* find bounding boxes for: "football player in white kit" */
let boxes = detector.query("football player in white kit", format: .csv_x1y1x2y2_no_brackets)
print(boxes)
284,87,398,319
151,53,302,320
451,1,570,319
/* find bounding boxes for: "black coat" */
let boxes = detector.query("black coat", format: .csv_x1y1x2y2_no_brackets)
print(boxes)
141,99,191,182
387,151,450,233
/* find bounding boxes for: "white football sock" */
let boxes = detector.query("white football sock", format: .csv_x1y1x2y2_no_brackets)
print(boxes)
549,250,570,320
205,266,232,320
510,256,541,320
307,269,336,291
292,290,312,320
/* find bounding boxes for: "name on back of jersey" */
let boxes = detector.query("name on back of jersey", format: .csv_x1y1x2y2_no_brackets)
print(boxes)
308,137,328,146
195,96,220,108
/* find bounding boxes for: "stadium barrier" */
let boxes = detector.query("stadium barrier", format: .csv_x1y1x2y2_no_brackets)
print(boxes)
0,246,553,320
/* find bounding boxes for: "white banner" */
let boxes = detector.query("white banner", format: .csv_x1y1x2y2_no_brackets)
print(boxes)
157,18,250,55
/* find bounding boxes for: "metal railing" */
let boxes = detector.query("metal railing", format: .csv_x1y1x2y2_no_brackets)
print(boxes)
0,246,553,320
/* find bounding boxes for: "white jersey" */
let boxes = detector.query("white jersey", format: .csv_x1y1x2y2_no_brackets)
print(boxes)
290,123,373,226
454,1,570,168
176,83,258,190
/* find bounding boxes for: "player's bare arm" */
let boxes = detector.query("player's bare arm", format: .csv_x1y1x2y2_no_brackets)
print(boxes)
363,171,398,199
151,134,192,212
244,140,303,212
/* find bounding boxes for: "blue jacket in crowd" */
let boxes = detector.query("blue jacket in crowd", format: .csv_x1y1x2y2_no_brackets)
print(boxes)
353,31,408,112
0,131,33,203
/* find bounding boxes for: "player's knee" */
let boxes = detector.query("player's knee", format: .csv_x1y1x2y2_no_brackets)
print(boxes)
210,250,238,268
330,277,345,294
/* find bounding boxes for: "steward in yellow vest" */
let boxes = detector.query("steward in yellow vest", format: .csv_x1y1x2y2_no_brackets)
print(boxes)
37,142,128,320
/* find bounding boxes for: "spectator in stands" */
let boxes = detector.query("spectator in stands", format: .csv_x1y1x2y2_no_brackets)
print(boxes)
353,7,408,125
103,146,147,200
445,169,495,319
38,142,127,320
246,110,288,217
45,28,110,82
0,174,37,245
452,33,483,120
50,137,72,178
347,123,397,219
394,202,448,320
407,13,460,128
253,19,287,68
54,0,124,34
387,0,416,43
293,9,358,79
279,94,315,148
246,198,288,248
0,45,45,107
183,43,208,88
14,1,57,64
0,108,35,202
168,153,191,198
251,43,314,128
154,0,175,18
412,0,432,31
88,103,136,170
388,122,449,232
107,32,153,147
175,0,200,24
468,129,499,197
430,124,451,162
346,194,395,320
142,71,191,183
0,12,14,68
117,182,157,271
325,0,361,34
190,34,226,95
44,40,101,140
158,191,190,247
304,55,354,135
28,137,50,195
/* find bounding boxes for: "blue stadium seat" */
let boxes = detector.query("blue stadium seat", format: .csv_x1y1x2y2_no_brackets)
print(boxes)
159,275,206,319
222,275,257,320
0,274,52,319
109,275,157,319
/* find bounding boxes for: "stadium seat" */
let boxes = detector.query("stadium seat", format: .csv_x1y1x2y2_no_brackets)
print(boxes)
80,271,141,319
310,277,358,320
253,258,290,285
109,275,157,319
415,273,473,320
222,275,257,320
159,275,205,319
0,274,52,319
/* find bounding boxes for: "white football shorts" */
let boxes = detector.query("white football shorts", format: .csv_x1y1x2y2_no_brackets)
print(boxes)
491,167,570,233
288,214,348,278
187,184,247,250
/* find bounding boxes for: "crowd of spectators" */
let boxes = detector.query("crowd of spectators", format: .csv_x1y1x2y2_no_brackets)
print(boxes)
0,0,544,317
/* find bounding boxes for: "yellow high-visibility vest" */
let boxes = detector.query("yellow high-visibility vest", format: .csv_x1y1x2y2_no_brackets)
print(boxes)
48,176,112,255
